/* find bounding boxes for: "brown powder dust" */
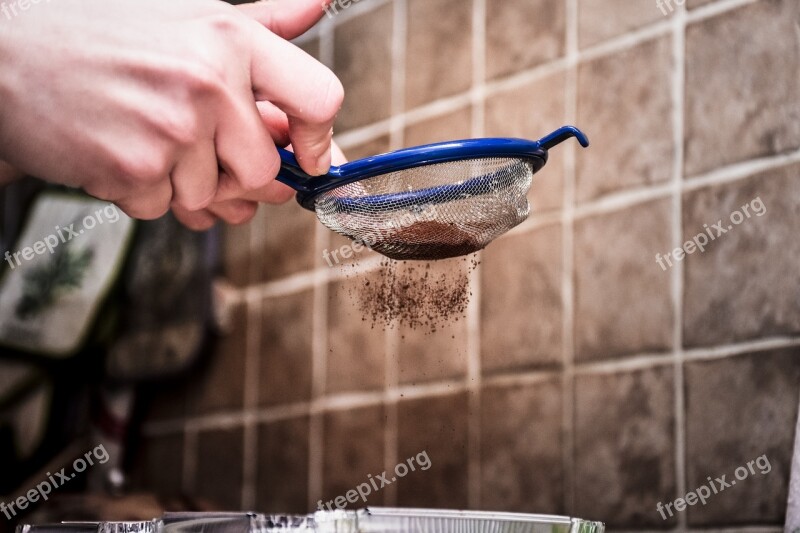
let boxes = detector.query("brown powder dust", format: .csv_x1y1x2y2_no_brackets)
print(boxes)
349,255,481,332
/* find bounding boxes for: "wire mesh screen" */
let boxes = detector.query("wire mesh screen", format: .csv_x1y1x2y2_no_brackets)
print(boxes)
314,157,535,260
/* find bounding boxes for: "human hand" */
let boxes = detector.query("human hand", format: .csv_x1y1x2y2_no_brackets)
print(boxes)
0,0,343,223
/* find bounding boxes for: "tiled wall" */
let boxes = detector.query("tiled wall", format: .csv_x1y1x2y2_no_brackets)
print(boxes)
135,0,800,531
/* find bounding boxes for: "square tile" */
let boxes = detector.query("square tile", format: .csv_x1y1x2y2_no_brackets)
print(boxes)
480,379,564,513
486,0,565,80
188,303,247,415
578,0,665,48
321,405,386,509
573,199,673,361
576,37,673,202
684,348,800,526
396,392,469,508
196,427,244,510
682,164,800,347
574,365,676,528
222,223,250,286
684,0,800,176
327,275,385,394
485,73,566,212
481,224,562,372
258,291,314,407
406,0,472,109
256,416,310,514
334,4,393,131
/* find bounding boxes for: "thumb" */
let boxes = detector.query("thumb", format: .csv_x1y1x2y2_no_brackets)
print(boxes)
237,0,332,40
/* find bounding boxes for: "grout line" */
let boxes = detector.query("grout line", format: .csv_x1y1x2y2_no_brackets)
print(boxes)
683,148,800,191
308,222,330,510
684,0,758,24
181,428,197,495
241,297,262,509
669,3,688,531
466,0,486,509
562,0,579,514
142,335,800,437
482,369,564,389
383,0,406,506
574,353,676,376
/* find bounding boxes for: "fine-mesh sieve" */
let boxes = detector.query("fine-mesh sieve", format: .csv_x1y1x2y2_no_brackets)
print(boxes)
275,126,589,261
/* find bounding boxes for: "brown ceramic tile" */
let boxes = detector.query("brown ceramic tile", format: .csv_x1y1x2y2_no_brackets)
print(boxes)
686,0,714,8
321,405,386,509
222,223,250,286
481,224,562,372
404,107,472,147
396,392,469,508
480,380,564,514
259,291,314,406
486,0,565,80
685,0,800,176
334,4,393,131
406,0,472,109
684,349,800,526
133,434,184,498
576,36,673,203
485,73,566,212
682,164,800,347
252,203,318,283
196,427,244,510
578,0,665,48
327,275,385,393
574,365,676,528
573,199,673,361
256,416,310,514
188,304,247,415
397,258,469,384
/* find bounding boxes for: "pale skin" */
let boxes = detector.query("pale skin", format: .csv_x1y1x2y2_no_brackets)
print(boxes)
0,0,346,230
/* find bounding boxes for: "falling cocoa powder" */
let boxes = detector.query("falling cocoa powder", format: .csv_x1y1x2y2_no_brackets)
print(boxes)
350,255,481,331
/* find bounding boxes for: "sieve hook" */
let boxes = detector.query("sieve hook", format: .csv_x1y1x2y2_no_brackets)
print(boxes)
537,126,590,150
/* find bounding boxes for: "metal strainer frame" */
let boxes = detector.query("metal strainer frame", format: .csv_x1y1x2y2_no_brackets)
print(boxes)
274,125,589,210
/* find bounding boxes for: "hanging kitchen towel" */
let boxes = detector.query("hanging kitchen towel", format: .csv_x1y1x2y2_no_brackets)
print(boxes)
0,192,135,357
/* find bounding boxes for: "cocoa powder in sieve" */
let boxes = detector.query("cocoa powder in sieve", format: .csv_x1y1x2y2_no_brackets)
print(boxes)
376,221,486,261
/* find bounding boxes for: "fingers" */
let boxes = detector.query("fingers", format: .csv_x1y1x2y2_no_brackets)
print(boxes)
331,140,348,166
115,180,173,220
237,0,330,39
173,204,217,231
257,100,290,147
170,140,218,211
173,199,260,231
214,94,282,202
242,180,296,204
249,28,344,176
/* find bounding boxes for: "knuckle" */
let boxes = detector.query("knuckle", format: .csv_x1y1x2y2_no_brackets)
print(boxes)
156,107,201,145
240,153,280,191
113,151,170,186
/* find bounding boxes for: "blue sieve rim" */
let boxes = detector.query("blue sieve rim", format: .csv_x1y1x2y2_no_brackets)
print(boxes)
275,125,589,210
